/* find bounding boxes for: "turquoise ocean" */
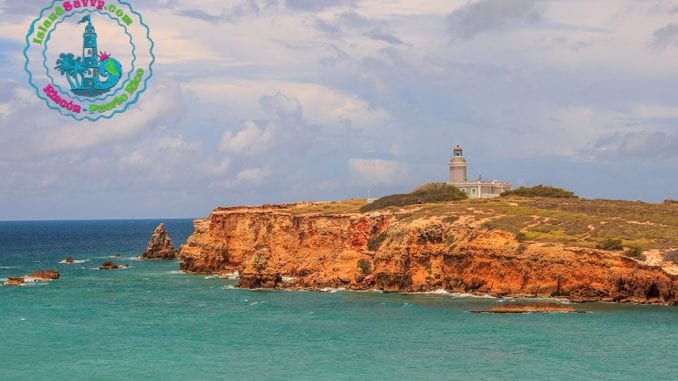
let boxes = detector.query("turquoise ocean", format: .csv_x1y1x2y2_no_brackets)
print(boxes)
1,219,676,380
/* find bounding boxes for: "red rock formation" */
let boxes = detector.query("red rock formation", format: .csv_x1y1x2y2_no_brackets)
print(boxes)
28,270,60,280
4,277,25,286
142,223,176,260
4,270,60,286
178,204,678,305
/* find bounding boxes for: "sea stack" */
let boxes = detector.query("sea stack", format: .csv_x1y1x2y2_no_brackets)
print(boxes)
141,223,177,260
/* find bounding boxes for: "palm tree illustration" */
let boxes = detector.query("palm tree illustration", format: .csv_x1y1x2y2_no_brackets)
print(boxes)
55,53,87,89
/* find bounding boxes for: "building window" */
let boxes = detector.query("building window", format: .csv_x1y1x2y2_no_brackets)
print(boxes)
471,188,477,196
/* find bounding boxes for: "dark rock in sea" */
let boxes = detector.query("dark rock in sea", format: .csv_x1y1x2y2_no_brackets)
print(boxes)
141,223,176,260
238,273,283,289
99,262,121,270
63,256,75,263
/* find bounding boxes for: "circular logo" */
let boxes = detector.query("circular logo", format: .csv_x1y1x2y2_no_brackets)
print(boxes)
24,0,155,121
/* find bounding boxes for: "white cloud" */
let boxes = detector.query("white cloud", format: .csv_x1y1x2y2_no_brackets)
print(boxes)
210,167,272,189
348,158,409,186
219,121,277,155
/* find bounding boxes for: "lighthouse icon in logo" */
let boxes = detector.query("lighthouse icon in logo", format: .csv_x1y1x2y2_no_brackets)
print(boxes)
54,15,122,97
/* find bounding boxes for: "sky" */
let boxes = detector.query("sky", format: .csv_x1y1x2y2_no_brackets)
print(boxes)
0,0,677,220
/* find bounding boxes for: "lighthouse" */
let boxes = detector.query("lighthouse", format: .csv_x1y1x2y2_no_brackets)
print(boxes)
448,145,467,183
81,17,99,93
447,145,512,198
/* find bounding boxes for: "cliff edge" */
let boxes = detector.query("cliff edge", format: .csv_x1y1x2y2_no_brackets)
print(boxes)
178,199,677,305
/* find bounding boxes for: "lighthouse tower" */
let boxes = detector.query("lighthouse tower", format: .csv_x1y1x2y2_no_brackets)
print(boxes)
446,144,512,198
81,19,99,93
448,145,467,183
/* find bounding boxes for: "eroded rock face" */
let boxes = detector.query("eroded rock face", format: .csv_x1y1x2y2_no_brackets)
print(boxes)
178,204,678,305
142,223,176,260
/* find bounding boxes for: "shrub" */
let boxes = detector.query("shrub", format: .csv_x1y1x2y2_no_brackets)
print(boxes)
361,183,466,212
367,232,388,251
357,258,372,274
596,239,623,251
515,232,527,242
501,185,577,198
664,250,678,265
623,247,645,261
664,199,678,205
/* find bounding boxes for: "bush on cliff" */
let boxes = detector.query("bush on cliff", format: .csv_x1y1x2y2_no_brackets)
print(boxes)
596,239,623,251
501,185,577,199
357,258,372,274
361,183,467,212
623,247,646,261
367,232,388,251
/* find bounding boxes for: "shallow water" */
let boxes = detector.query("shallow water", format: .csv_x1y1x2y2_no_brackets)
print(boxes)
1,220,676,380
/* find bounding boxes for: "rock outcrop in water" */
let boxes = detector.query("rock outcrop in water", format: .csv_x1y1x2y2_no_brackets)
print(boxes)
472,303,581,314
178,203,678,305
98,262,128,270
142,223,176,260
27,270,60,281
3,270,60,286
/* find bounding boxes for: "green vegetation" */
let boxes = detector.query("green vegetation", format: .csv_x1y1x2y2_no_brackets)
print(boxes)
367,232,388,251
501,185,577,198
384,197,678,250
289,199,367,214
361,183,466,212
357,258,372,275
623,247,646,261
515,232,527,242
596,239,624,251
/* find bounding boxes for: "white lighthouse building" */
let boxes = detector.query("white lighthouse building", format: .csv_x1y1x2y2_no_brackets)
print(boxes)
447,145,511,198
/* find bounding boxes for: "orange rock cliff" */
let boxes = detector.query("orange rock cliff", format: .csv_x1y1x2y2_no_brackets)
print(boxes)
178,203,677,305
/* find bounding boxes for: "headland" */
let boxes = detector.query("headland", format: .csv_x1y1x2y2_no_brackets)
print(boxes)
178,193,678,305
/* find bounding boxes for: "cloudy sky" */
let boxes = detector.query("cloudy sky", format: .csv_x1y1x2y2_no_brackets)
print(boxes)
1,0,677,220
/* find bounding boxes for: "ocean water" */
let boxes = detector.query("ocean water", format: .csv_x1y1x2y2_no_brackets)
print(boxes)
0,220,676,380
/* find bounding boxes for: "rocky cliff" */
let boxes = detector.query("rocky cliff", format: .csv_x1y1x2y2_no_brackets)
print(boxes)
178,202,677,305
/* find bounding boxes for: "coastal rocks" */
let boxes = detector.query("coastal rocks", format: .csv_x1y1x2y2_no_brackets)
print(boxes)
141,223,176,260
472,303,582,314
98,262,128,270
178,203,678,305
63,256,75,263
3,270,60,286
238,273,283,289
27,270,60,281
4,277,26,286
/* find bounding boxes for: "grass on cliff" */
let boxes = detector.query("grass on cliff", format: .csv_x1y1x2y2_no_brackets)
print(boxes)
289,199,367,215
361,183,467,212
501,185,577,198
395,196,678,251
